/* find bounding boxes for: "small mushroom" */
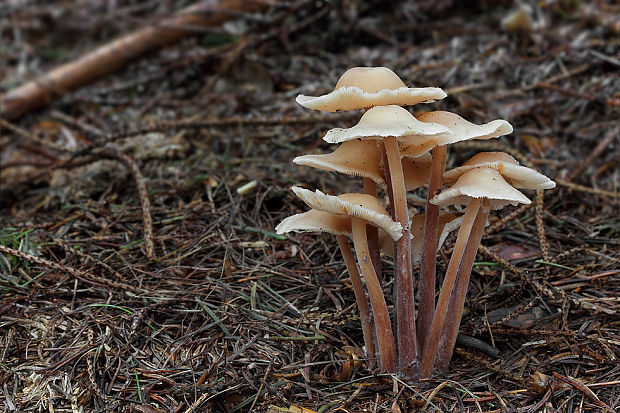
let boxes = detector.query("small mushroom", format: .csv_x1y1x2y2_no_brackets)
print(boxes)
378,212,462,262
276,188,401,372
419,161,555,377
323,105,452,145
296,67,446,112
294,139,433,191
443,152,556,189
414,111,513,352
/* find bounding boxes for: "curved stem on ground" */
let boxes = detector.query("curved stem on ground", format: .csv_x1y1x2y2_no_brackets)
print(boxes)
364,177,382,283
351,217,397,372
420,198,482,378
435,208,488,372
384,137,416,371
418,145,447,355
336,235,377,369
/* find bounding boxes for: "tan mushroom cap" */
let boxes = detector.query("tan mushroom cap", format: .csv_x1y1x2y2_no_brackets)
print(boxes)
290,187,403,240
323,105,452,145
293,139,432,190
378,212,463,259
296,67,447,112
431,168,531,210
443,152,556,190
294,140,383,183
400,111,513,157
402,153,432,191
276,209,351,236
410,212,464,262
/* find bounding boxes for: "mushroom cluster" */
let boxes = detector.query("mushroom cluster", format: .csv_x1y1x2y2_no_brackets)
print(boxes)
276,67,555,378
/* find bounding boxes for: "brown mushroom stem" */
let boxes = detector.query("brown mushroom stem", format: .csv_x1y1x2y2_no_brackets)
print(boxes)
383,137,417,370
420,198,482,377
435,208,488,371
364,177,382,283
336,235,377,369
351,217,397,372
417,145,447,354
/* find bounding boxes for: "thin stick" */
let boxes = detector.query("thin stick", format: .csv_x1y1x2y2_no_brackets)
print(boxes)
420,198,481,378
436,208,489,371
384,137,416,370
0,0,270,120
336,235,377,369
364,177,382,283
418,145,447,354
351,218,396,372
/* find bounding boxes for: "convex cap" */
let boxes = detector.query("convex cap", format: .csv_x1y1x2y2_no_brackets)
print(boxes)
276,188,403,240
400,111,513,157
443,152,556,190
431,168,531,210
296,67,446,112
323,105,452,145
379,212,463,260
293,139,432,191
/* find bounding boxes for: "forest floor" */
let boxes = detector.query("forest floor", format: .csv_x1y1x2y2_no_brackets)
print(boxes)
1,1,619,412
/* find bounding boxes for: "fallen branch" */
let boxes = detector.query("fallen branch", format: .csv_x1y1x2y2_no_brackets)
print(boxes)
0,0,270,120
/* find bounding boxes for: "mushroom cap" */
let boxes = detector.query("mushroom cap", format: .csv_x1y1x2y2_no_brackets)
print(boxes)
276,209,351,236
378,212,463,259
293,140,383,184
294,139,432,190
431,168,531,209
402,153,433,191
323,105,453,144
291,187,403,240
443,152,556,190
400,111,513,157
296,67,446,112
410,212,464,262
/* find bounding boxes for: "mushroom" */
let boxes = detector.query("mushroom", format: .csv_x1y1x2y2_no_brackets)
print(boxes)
378,212,462,262
296,67,446,112
320,105,454,369
443,151,556,189
419,161,555,377
293,139,433,191
276,188,401,372
414,111,513,353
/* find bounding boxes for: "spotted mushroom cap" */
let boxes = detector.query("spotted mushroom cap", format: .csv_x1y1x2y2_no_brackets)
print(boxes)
285,187,403,240
399,111,513,157
323,105,452,145
443,152,556,190
296,67,447,112
431,168,531,210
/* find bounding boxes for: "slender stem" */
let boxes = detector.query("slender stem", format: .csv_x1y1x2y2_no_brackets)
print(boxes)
436,208,488,371
364,177,382,283
351,218,397,372
420,198,482,378
336,235,377,369
418,145,447,354
384,137,416,371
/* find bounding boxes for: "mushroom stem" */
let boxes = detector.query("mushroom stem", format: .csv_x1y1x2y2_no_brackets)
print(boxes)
336,235,377,369
420,198,482,378
364,177,382,283
435,208,488,371
383,137,417,370
417,145,447,354
351,217,397,372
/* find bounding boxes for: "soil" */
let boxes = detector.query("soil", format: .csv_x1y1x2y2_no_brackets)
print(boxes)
1,1,618,412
